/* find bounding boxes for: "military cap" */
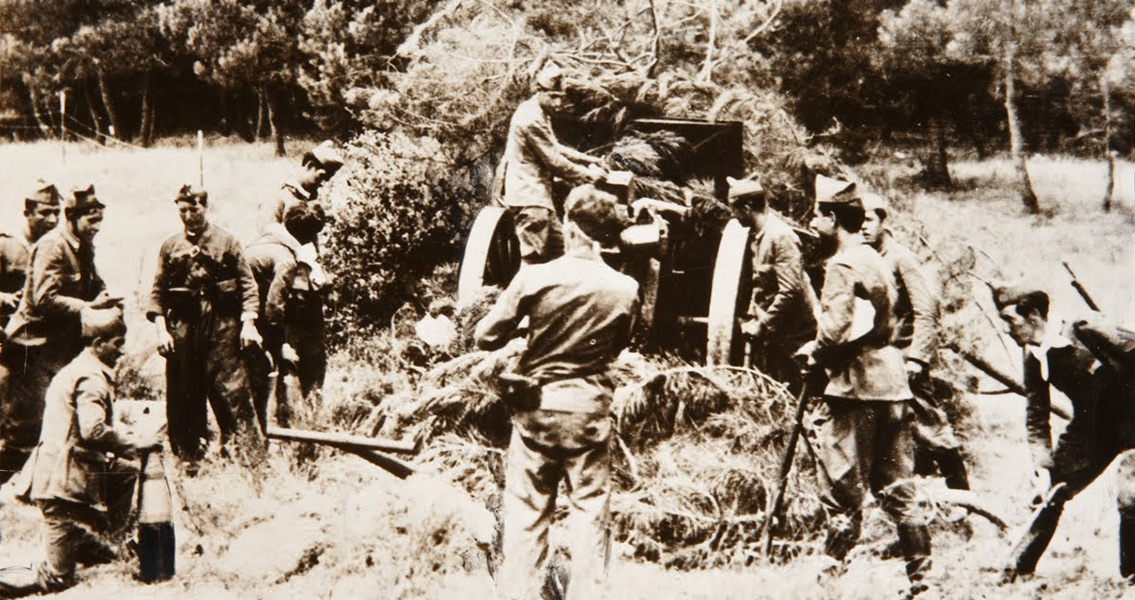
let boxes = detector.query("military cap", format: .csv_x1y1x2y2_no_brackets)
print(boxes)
26,181,62,206
860,193,891,219
68,184,105,212
302,141,344,172
534,63,565,92
726,177,765,204
990,279,1047,311
814,174,857,205
174,184,208,204
82,307,126,340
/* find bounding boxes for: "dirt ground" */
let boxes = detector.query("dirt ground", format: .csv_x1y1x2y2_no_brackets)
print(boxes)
0,142,1132,598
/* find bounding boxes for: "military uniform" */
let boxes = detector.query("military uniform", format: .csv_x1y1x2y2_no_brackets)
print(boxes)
809,243,930,583
747,212,817,387
1007,314,1135,576
146,223,260,458
0,229,34,328
20,348,138,591
475,249,639,600
874,230,968,489
245,230,325,430
499,97,597,263
0,226,105,484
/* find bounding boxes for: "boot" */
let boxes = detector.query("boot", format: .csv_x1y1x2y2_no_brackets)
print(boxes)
936,447,970,491
897,523,932,594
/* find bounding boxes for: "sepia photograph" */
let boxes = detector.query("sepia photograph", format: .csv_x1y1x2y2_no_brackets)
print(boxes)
0,0,1133,598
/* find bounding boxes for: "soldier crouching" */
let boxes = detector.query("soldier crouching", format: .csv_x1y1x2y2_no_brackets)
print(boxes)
147,185,263,461
474,184,639,600
15,309,162,593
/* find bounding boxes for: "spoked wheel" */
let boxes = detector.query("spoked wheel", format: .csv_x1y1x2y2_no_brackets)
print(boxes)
706,218,751,365
457,206,521,310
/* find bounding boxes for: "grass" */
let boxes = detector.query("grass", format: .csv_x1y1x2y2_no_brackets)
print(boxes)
1,140,1134,598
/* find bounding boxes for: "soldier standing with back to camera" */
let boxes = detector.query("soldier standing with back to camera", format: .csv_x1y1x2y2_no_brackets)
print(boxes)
0,185,118,486
475,184,639,600
147,185,262,461
860,193,968,490
797,176,932,598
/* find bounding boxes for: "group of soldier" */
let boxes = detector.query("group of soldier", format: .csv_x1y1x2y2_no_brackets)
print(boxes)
482,65,1135,600
0,141,343,592
0,61,1131,599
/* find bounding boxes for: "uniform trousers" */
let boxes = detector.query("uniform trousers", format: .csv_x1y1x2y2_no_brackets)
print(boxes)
499,408,611,600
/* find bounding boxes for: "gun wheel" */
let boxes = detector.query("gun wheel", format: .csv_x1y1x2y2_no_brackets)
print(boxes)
706,218,751,365
458,206,520,310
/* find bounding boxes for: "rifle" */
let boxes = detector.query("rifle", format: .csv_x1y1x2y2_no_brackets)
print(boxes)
760,376,816,555
1063,262,1101,313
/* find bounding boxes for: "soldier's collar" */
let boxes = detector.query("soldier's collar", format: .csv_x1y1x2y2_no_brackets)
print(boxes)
82,347,116,380
1028,313,1073,381
184,223,210,242
61,224,82,250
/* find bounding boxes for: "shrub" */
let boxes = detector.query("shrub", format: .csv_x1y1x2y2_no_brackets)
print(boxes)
321,130,488,344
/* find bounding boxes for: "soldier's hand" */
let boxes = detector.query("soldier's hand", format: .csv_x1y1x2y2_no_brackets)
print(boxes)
88,291,123,310
904,359,925,380
586,164,607,183
155,323,175,357
240,320,263,350
793,340,818,373
740,318,764,340
0,292,18,311
280,343,300,366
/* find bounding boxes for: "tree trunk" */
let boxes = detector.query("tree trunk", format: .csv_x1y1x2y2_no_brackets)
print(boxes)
1002,43,1039,214
264,87,285,156
139,72,155,147
25,81,52,137
923,109,952,187
84,87,105,144
1100,73,1114,212
255,91,266,141
95,65,120,140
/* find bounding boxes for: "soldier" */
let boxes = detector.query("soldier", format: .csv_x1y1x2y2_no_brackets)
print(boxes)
0,182,61,329
246,201,327,430
994,284,1135,581
257,140,343,289
728,177,817,391
0,185,118,485
18,309,162,593
147,185,262,460
860,194,968,490
797,177,931,598
475,184,639,600
499,64,607,264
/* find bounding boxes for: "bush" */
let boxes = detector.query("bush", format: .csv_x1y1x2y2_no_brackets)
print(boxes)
321,130,488,345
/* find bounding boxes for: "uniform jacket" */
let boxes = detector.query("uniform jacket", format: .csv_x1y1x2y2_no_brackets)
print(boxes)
5,227,105,346
146,223,259,323
501,97,594,210
815,243,911,401
475,250,640,413
23,348,134,507
748,213,817,345
1023,317,1135,470
246,232,324,350
0,229,34,324
876,231,939,366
